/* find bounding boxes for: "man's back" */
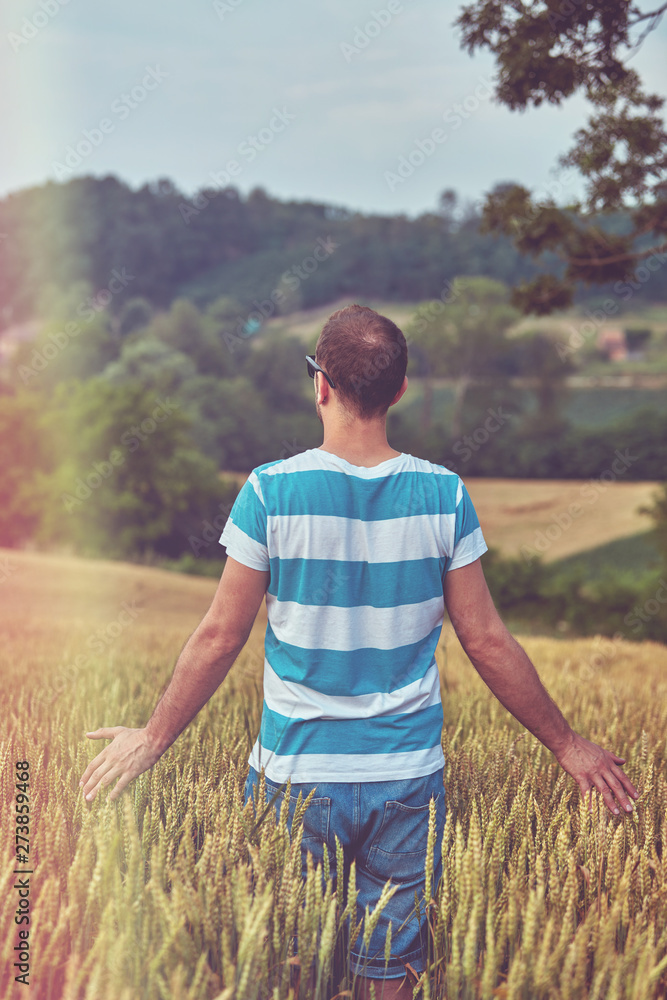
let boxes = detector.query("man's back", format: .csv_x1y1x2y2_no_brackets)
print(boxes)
220,447,487,783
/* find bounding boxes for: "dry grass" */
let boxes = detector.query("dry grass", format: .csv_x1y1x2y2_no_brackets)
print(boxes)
463,479,658,562
1,550,666,999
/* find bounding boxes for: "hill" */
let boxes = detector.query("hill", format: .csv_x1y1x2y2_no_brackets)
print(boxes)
0,175,542,328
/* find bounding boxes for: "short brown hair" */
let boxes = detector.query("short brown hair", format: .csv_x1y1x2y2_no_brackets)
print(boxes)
315,305,408,419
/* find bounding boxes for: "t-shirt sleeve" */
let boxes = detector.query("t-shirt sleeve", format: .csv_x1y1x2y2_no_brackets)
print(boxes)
218,471,269,571
448,478,488,570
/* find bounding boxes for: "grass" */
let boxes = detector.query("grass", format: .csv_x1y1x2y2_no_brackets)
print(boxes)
551,530,662,580
1,549,667,998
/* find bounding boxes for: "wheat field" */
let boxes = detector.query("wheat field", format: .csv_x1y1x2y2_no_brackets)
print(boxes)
1,548,666,999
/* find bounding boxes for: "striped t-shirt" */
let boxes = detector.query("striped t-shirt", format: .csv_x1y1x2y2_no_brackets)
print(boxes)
219,448,488,783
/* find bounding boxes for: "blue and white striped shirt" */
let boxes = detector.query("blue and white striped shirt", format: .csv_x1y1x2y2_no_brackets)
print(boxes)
219,448,488,783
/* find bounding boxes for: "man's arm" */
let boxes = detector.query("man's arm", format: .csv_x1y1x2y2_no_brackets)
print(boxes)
79,557,269,803
443,557,639,816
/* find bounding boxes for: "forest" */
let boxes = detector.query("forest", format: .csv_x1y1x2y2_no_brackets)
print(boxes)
2,175,666,328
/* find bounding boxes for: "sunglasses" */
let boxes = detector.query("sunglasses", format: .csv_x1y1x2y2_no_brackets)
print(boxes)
306,354,336,389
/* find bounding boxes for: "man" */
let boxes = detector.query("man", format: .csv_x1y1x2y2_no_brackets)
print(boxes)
80,305,638,1000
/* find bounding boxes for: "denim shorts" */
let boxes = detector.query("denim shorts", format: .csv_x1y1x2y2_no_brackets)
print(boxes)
243,764,446,980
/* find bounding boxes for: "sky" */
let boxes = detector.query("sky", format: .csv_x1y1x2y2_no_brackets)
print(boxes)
1,0,666,218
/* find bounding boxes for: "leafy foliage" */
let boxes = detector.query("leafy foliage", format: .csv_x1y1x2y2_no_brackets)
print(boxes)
407,277,519,434
483,547,667,642
48,378,237,559
0,392,55,546
455,1,667,312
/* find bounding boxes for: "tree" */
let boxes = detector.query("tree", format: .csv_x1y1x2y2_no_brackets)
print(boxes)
206,295,245,326
455,1,667,313
178,374,269,469
249,337,314,414
51,378,235,559
203,296,252,374
0,392,55,546
12,311,120,390
509,329,574,432
407,276,518,437
101,338,197,393
141,298,247,378
116,297,154,338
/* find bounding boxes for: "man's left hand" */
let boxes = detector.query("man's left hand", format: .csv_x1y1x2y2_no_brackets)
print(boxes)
79,727,163,803
555,732,639,816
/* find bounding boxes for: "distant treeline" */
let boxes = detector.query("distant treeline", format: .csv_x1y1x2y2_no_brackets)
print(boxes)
417,405,667,481
4,290,667,569
2,175,665,326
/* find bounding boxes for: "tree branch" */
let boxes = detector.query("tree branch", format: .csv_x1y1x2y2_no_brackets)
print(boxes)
633,216,664,237
627,3,667,26
624,3,667,58
568,241,667,266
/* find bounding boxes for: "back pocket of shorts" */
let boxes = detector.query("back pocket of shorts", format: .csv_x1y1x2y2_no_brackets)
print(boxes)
366,793,442,884
263,782,331,854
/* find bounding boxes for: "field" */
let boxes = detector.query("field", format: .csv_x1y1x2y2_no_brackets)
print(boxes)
1,548,667,999
462,479,659,564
